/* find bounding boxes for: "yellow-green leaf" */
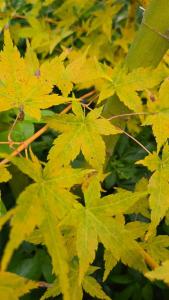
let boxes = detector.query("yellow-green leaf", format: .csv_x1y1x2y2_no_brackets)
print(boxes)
0,165,11,183
1,155,90,300
98,66,165,112
82,275,111,300
47,102,121,170
0,29,71,120
137,144,169,237
143,79,169,151
0,271,38,300
146,260,169,284
64,176,147,283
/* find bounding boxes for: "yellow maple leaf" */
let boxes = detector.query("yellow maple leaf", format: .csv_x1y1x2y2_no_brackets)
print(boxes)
0,271,37,300
46,101,121,170
137,144,169,238
146,260,169,284
62,176,147,282
1,155,90,300
144,78,169,151
0,165,11,183
0,29,71,120
143,235,169,264
40,55,73,97
98,66,165,112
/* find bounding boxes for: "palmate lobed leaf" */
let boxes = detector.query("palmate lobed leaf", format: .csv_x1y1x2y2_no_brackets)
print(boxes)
98,65,165,112
62,176,148,282
40,52,73,97
0,2,169,299
41,263,110,300
0,29,73,120
137,144,169,238
46,101,121,170
142,235,169,264
1,155,90,300
146,260,169,285
0,271,38,300
143,78,169,151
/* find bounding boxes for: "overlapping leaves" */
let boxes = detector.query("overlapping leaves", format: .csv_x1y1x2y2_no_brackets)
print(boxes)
47,101,121,170
144,79,169,151
1,154,90,300
137,144,169,237
0,271,37,300
0,29,72,120
98,65,165,112
61,176,148,283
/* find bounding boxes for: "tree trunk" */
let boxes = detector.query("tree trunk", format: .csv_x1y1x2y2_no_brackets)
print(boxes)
103,0,169,165
125,0,169,70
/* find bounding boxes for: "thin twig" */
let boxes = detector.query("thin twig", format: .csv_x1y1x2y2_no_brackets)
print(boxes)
11,14,26,20
0,125,48,166
122,130,151,154
85,94,99,107
38,281,52,288
0,89,150,163
8,111,21,148
142,250,159,270
80,89,96,100
108,111,155,120
143,21,169,42
0,90,96,165
82,103,151,154
44,17,58,25
0,142,21,145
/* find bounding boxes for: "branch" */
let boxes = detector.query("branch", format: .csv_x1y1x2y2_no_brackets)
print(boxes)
38,281,52,288
125,0,169,70
0,90,96,166
142,249,159,270
0,124,48,166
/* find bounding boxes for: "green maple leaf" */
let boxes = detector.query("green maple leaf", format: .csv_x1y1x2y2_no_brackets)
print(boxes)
1,154,89,300
137,144,169,237
98,66,165,112
0,29,72,120
63,176,147,282
143,78,169,151
46,101,121,170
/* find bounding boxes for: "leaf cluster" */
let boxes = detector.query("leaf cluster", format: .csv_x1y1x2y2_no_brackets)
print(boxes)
0,1,169,300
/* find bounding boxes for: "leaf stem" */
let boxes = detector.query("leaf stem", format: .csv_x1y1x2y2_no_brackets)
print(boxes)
0,125,48,166
38,281,52,288
0,90,95,165
142,249,159,270
122,129,151,154
108,111,155,120
83,104,151,154
0,142,21,145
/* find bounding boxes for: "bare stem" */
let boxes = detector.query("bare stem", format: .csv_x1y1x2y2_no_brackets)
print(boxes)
108,111,155,120
122,130,151,154
0,90,96,165
38,281,52,288
0,142,21,145
8,111,21,148
142,249,159,270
